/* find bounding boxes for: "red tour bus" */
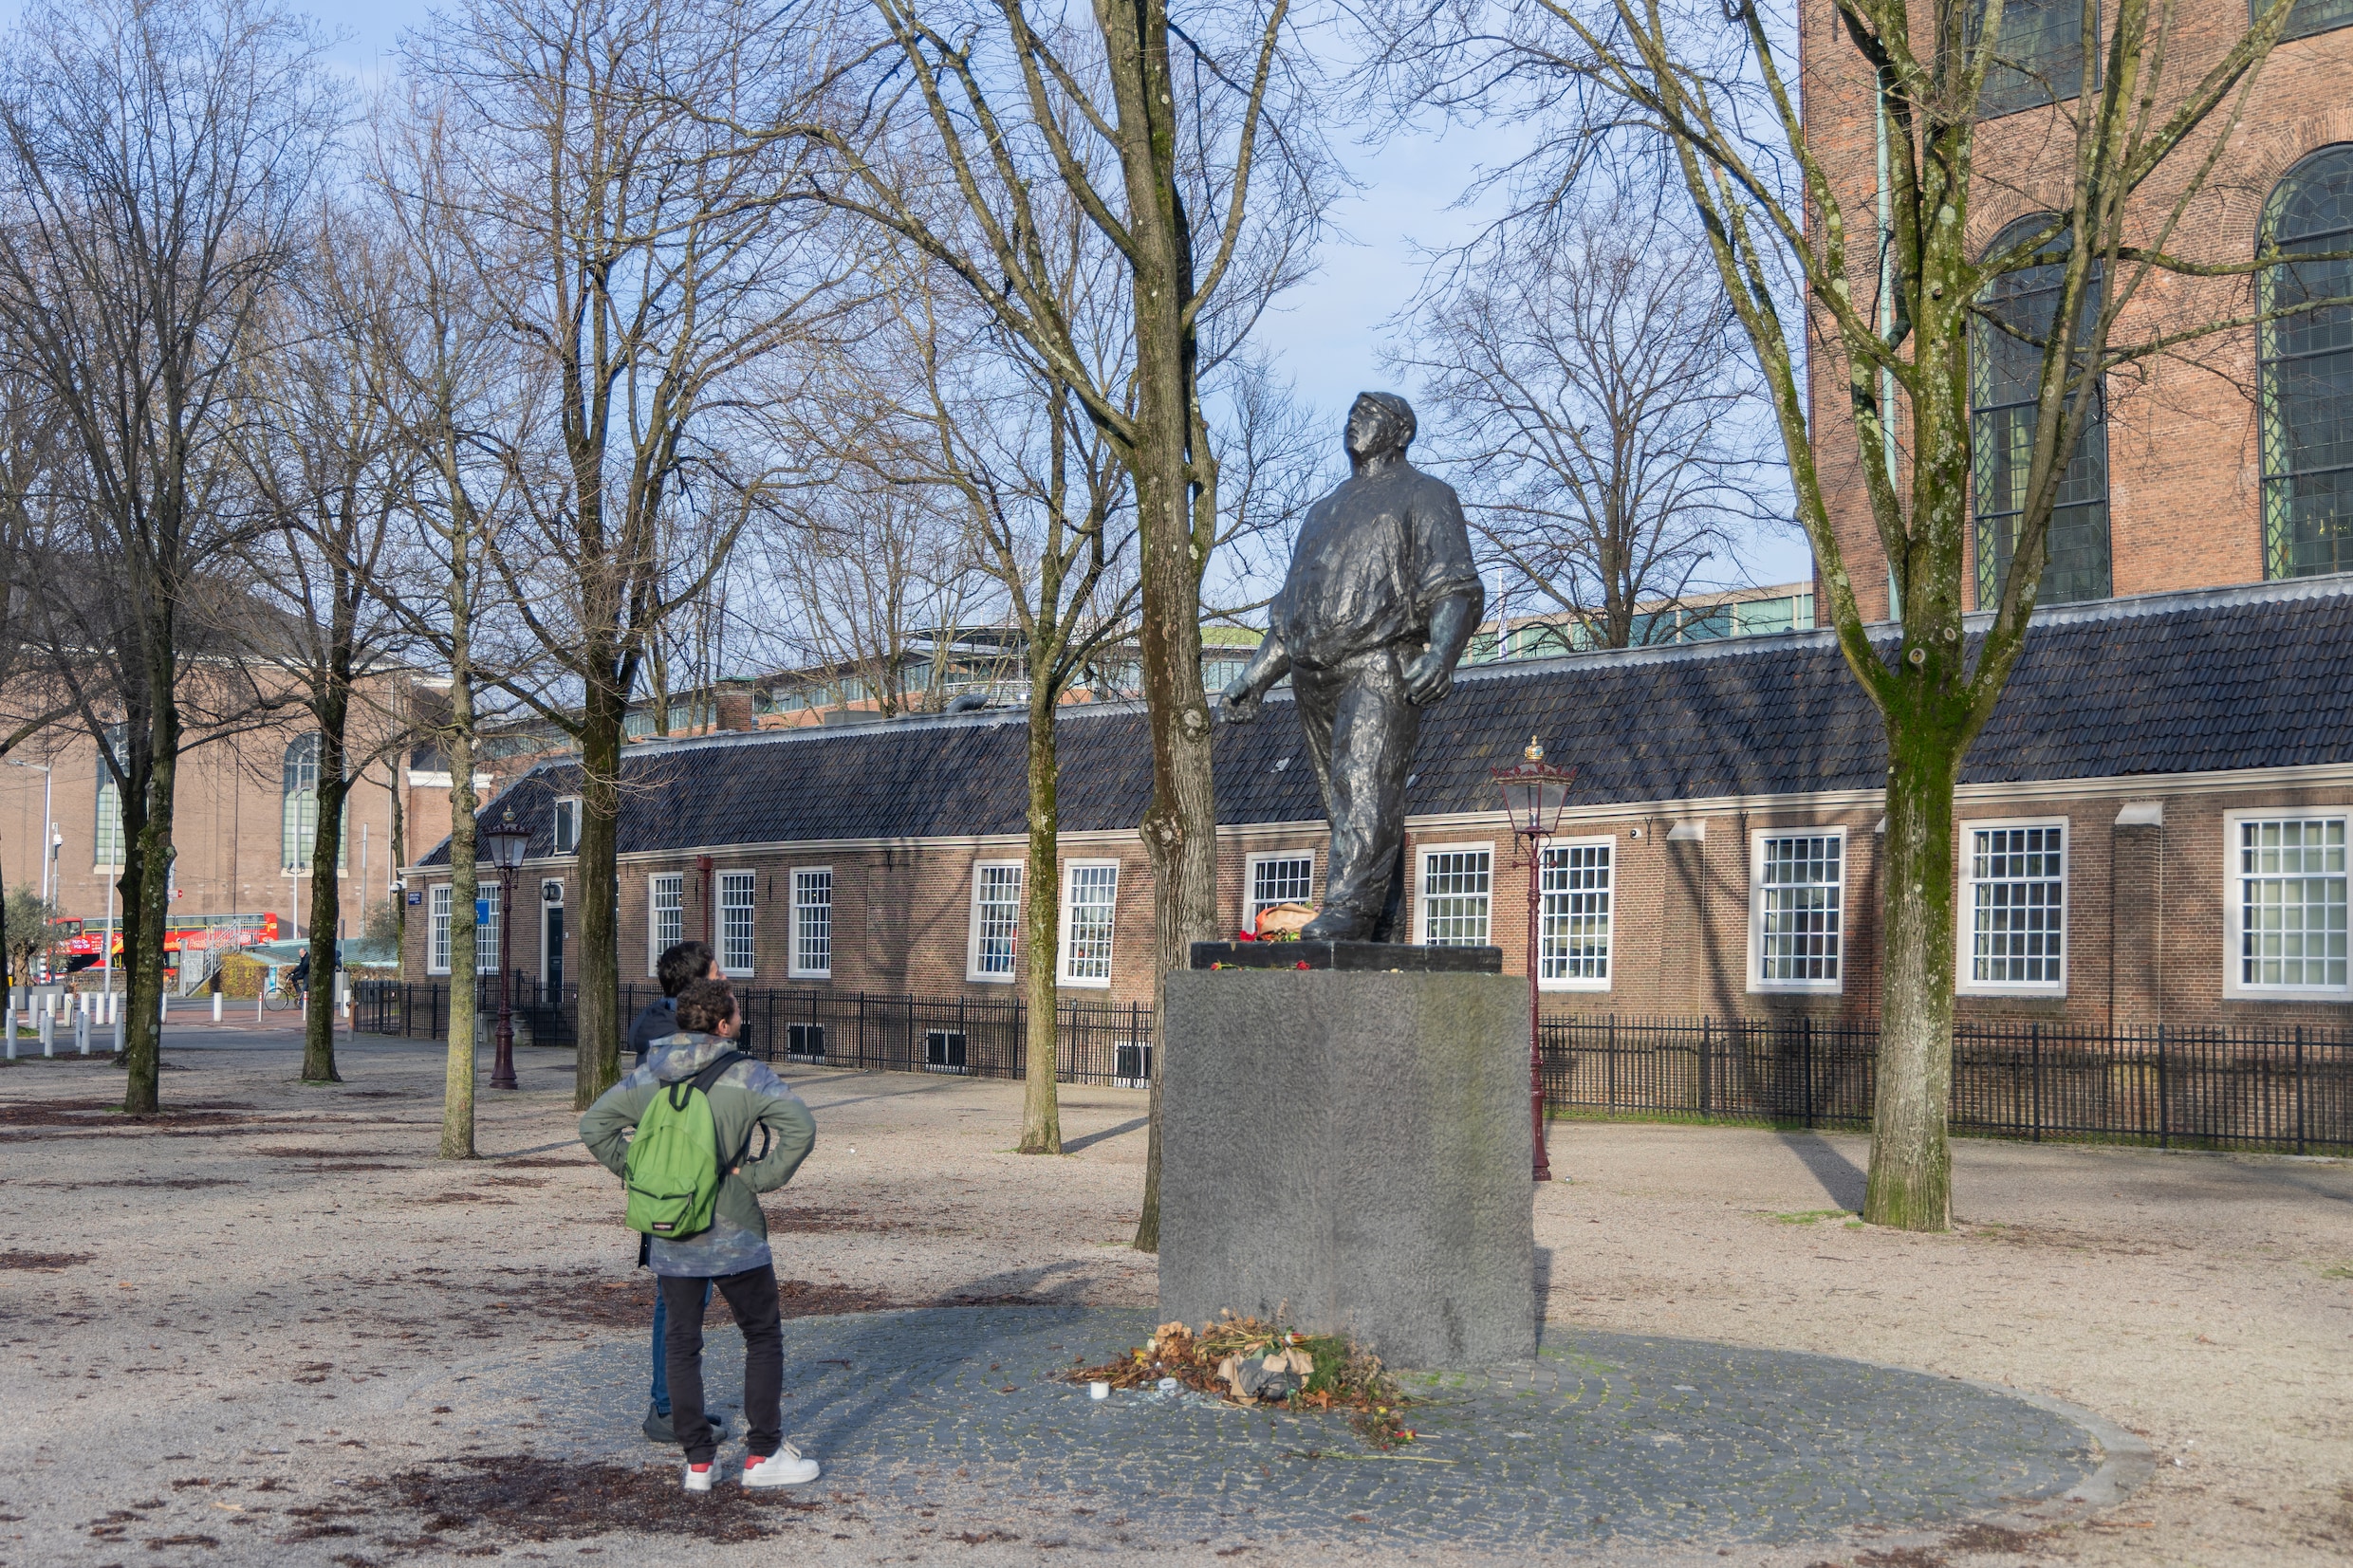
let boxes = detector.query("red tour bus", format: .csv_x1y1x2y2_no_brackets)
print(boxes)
61,913,281,963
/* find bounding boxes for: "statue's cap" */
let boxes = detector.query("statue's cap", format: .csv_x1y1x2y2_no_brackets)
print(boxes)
1352,391,1416,450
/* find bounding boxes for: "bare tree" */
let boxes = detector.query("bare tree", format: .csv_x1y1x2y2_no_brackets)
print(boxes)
362,84,531,1159
0,0,335,1113
1389,198,1772,648
411,0,862,1109
231,200,418,1085
760,471,991,718
762,0,1330,1247
1365,0,2330,1227
839,238,1140,1154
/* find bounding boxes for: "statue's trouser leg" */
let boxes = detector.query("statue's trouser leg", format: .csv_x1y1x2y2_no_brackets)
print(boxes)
1296,650,1422,937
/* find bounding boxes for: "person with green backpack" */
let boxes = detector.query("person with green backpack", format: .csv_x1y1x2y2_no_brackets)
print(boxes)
581,977,818,1491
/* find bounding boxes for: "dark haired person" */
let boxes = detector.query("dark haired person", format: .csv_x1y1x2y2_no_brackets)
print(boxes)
627,939,719,1442
630,939,717,1064
582,978,819,1490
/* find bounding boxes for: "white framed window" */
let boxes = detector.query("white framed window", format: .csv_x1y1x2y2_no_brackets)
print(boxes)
1060,859,1120,987
1417,843,1493,946
1539,838,1612,989
552,796,581,855
648,873,683,974
429,884,453,974
968,861,1023,982
1959,819,2067,993
2227,812,2350,996
1751,830,1844,991
1246,852,1315,930
474,881,502,975
729,869,767,982
786,868,825,978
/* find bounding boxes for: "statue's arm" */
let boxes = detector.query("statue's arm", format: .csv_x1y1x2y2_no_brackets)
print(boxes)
1401,481,1487,706
1219,625,1291,724
1401,592,1479,706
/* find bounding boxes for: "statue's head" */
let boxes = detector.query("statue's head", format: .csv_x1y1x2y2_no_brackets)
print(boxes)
1345,392,1416,462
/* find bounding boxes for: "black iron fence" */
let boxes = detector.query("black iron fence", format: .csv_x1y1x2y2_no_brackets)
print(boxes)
353,981,2353,1153
353,978,1154,1089
1539,1015,2353,1155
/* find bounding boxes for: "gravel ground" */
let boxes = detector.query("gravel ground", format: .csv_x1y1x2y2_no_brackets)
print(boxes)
0,1031,2345,1568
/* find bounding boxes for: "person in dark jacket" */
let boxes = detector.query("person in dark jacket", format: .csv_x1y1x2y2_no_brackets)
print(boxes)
628,940,719,1441
583,978,819,1490
631,941,716,1064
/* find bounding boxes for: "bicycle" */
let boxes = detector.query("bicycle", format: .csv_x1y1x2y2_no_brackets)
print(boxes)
263,980,308,1012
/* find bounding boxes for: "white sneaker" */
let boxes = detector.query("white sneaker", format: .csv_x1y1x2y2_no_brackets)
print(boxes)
742,1444,822,1488
681,1460,715,1492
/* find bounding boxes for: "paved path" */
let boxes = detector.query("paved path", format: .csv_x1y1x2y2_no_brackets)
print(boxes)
428,1305,2116,1556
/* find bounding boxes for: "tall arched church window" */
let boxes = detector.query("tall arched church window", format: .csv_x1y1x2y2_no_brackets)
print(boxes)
1968,0,2091,117
2254,0,2353,46
1972,215,2112,607
282,734,320,872
2259,145,2353,581
94,723,126,868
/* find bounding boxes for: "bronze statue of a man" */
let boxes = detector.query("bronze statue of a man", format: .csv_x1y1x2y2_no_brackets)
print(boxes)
1220,392,1484,941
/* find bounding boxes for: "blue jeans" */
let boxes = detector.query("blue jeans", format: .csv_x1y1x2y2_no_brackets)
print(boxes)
649,1280,713,1413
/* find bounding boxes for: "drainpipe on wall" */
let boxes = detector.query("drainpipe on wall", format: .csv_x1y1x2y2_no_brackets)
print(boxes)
696,854,714,948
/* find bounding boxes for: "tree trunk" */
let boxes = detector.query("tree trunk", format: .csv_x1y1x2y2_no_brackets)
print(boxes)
1863,728,1958,1229
1019,680,1064,1154
121,755,176,1115
301,681,352,1083
573,673,626,1110
120,671,178,1116
388,761,406,953
1095,0,1222,1255
441,710,480,1161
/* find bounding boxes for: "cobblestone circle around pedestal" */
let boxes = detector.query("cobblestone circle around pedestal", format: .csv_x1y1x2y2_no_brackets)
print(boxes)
449,1305,2103,1552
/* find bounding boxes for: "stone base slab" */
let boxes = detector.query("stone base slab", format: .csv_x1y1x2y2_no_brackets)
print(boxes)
1159,968,1534,1367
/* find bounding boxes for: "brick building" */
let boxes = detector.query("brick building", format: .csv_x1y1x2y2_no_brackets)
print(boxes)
0,685,460,981
1801,0,2353,618
406,576,2353,1030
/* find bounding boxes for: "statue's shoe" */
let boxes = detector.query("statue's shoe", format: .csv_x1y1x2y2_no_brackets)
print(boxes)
1299,908,1371,942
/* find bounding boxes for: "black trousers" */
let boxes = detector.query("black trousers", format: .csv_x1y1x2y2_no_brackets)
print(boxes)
658,1265,783,1465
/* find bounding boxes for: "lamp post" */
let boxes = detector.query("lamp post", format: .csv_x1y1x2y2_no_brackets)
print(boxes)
482,808,531,1092
1491,736,1577,1183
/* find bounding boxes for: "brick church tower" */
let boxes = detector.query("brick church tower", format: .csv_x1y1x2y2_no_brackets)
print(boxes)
1801,0,2353,620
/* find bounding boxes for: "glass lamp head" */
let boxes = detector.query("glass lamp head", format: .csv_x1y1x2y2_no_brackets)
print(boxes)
484,808,531,871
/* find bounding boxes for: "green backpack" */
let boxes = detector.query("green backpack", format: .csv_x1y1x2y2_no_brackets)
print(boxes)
623,1051,750,1240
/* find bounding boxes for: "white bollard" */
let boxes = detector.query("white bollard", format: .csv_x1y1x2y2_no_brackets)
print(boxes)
212,992,223,1024
39,1009,52,1057
159,991,168,1024
106,991,117,1024
112,1011,123,1054
74,1009,88,1056
255,991,264,1022
4,1006,14,1061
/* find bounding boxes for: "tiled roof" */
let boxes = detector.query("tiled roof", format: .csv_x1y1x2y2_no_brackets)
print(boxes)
418,576,2353,864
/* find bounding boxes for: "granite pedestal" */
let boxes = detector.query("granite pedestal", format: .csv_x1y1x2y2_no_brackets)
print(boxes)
1160,956,1535,1368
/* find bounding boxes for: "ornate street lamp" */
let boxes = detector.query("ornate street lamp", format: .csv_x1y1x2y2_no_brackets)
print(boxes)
482,808,532,1092
1491,736,1577,1182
